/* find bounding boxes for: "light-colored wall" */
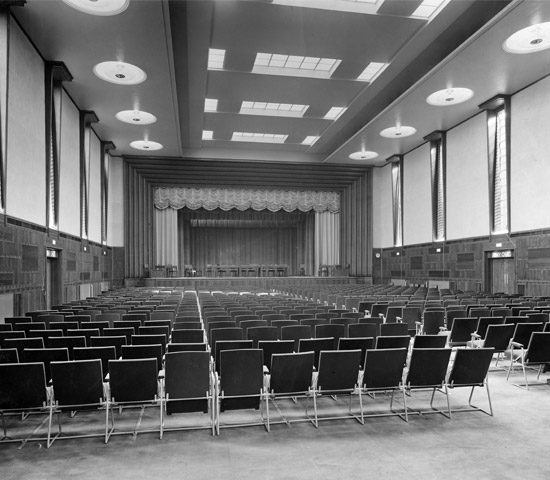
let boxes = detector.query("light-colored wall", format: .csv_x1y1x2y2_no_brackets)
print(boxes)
107,156,124,247
59,90,81,237
446,113,490,240
403,143,431,245
372,164,393,248
511,75,550,232
88,131,102,243
6,21,45,226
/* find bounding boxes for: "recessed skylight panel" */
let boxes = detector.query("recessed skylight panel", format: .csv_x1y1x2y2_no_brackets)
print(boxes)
239,101,309,117
252,52,341,79
231,132,288,143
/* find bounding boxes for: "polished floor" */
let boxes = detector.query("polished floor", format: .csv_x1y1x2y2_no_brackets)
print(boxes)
2,368,550,480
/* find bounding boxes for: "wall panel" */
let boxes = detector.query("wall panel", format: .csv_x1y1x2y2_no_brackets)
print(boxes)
6,21,45,226
107,156,124,247
372,164,393,248
403,143,431,245
59,90,80,237
88,131,102,243
446,113,489,240
511,75,550,233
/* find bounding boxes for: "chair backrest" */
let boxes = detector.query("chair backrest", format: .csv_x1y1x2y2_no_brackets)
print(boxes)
240,320,268,333
4,337,44,355
21,348,69,379
448,348,494,387
449,317,479,344
150,311,175,323
413,335,446,349
165,351,211,414
219,349,263,411
121,313,147,324
247,326,278,347
36,314,65,328
262,314,286,324
108,358,158,403
97,313,121,325
504,316,529,325
315,324,345,343
362,348,408,390
113,320,141,333
317,350,361,392
138,325,170,340
172,329,204,344
422,311,445,335
121,344,163,370
526,312,549,324
337,337,374,367
300,318,323,328
210,327,243,347
406,348,452,388
298,337,335,367
512,322,544,349
483,324,515,352
270,352,314,395
258,340,294,367
215,340,253,370
103,327,134,343
375,335,410,349
27,329,63,341
380,322,408,337
131,334,167,352
0,348,19,363
0,362,47,410
67,328,100,346
289,314,314,321
51,359,104,409
166,342,208,353
281,325,312,349
74,346,116,374
525,332,550,364
15,322,46,334
476,316,504,339
371,304,388,317
348,323,378,339
90,335,127,357
402,307,422,329
469,307,491,319
492,307,511,318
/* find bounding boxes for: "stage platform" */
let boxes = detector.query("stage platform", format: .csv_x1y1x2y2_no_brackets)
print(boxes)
139,275,366,290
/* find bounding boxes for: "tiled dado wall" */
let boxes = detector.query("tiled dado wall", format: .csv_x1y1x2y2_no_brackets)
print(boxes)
372,230,550,296
0,217,125,316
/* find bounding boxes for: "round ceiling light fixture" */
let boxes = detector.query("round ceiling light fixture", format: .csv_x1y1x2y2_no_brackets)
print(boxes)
503,22,550,54
349,150,378,161
116,110,157,125
379,125,416,138
93,61,146,85
426,87,474,106
62,0,130,16
130,140,163,151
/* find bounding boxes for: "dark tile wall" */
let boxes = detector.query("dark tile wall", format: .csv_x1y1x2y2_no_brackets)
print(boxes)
373,230,550,296
0,216,121,314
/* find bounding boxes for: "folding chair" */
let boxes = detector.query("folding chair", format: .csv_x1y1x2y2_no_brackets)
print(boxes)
506,332,550,389
468,323,515,368
448,317,478,347
106,358,161,442
247,326,278,347
0,348,19,363
375,335,410,349
0,363,51,447
309,350,362,427
475,317,504,340
67,328,100,347
172,329,204,344
166,343,208,353
74,346,116,375
216,349,265,434
214,340,253,371
132,334,167,353
162,351,216,436
298,338,335,368
413,335,446,348
349,323,378,339
4,337,44,357
49,359,106,446
21,348,69,381
338,337,374,367
264,352,314,431
447,348,494,416
380,323,408,337
421,311,445,335
121,345,163,371
361,348,408,422
403,348,452,419
281,325,312,350
90,335,127,357
258,340,294,367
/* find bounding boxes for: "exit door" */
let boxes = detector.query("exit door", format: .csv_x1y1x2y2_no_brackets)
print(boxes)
490,257,515,295
45,250,61,309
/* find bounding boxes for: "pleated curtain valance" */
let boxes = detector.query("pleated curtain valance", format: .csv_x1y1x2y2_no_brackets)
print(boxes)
154,187,340,213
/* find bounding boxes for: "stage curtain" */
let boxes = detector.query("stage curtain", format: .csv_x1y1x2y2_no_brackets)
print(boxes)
154,187,340,213
314,211,340,275
155,208,178,267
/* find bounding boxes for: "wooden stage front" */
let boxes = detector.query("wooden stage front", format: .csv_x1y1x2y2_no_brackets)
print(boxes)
141,276,363,290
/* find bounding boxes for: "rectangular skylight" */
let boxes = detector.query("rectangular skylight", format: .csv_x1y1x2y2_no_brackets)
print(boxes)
231,132,288,144
324,107,347,120
240,101,309,118
411,0,446,19
272,1,379,15
208,48,225,70
253,52,342,79
302,136,320,146
357,61,388,82
202,130,213,140
204,98,218,112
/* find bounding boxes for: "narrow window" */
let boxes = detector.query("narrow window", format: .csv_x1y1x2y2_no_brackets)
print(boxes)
391,156,403,247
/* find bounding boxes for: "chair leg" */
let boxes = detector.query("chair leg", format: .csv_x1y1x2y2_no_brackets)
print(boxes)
159,397,164,440
521,357,529,390
486,380,493,416
402,386,408,423
265,393,271,432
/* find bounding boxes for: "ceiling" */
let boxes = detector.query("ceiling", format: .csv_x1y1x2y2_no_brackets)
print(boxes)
12,0,550,168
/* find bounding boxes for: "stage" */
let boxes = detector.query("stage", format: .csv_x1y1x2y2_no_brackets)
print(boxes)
139,275,366,290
